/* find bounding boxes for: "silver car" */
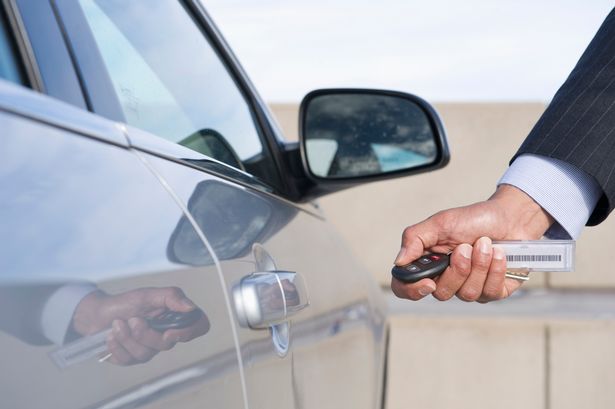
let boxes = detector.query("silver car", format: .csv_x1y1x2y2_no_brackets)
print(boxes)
0,1,449,408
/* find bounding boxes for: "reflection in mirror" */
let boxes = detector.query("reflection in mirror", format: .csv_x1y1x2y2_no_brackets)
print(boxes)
304,93,437,178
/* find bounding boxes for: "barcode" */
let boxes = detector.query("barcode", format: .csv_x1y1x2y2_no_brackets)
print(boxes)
506,255,561,262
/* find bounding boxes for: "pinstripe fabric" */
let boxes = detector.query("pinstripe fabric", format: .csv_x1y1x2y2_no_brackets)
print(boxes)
513,7,615,226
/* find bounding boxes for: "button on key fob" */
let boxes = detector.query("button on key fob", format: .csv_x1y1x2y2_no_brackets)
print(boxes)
391,253,450,283
147,308,204,332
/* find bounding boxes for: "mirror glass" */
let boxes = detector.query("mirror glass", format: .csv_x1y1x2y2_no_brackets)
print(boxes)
303,93,438,179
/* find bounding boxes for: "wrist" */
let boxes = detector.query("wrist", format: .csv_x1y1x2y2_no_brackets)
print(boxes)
489,184,554,239
71,290,111,336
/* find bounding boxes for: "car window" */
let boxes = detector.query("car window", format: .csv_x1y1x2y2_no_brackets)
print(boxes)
76,0,280,187
0,7,26,85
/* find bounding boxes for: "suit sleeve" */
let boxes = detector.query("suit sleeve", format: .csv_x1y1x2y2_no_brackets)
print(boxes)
0,285,61,345
513,7,615,225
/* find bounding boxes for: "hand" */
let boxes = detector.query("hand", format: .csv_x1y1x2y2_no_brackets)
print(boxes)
72,287,210,365
391,184,554,303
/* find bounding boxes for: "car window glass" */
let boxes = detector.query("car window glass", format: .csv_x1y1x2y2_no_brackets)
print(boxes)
0,7,26,85
77,0,279,186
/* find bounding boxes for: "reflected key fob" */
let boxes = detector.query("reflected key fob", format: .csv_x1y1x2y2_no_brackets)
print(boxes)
391,253,450,283
147,308,204,332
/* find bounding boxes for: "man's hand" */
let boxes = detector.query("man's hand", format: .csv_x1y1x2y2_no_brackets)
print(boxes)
391,184,554,303
72,287,210,365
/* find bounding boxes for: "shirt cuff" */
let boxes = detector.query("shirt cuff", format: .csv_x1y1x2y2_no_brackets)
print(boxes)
40,284,98,345
498,154,602,239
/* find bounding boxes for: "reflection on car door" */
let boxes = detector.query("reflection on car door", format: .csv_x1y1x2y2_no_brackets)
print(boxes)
138,144,388,409
0,83,246,409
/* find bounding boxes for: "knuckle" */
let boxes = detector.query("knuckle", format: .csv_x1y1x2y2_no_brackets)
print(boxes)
453,263,471,279
433,210,455,233
473,255,491,270
433,288,452,301
458,287,480,302
482,285,501,300
131,324,145,339
167,286,185,299
401,226,414,240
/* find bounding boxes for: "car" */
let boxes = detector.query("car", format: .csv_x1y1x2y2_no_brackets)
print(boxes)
0,1,449,408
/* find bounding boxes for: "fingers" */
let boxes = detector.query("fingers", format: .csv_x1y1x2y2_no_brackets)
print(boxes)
127,317,176,351
107,320,158,365
391,277,437,301
397,238,525,304
395,216,443,266
432,243,472,301
145,287,197,314
163,314,211,345
478,246,507,302
455,237,493,302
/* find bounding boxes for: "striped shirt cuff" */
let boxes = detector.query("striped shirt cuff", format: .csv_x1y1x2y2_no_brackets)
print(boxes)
498,154,602,239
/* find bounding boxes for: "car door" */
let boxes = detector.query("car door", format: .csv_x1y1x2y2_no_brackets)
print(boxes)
48,1,389,408
0,81,248,409
0,7,247,407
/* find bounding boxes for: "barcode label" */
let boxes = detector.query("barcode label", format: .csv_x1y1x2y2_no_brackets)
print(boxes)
493,240,574,272
506,254,562,262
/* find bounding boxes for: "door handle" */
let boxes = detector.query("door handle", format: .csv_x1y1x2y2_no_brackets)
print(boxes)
232,271,309,329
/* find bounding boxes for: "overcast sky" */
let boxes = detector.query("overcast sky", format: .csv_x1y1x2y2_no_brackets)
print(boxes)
205,1,614,103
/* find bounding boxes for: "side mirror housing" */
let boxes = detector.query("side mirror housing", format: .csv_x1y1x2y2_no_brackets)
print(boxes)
296,88,449,198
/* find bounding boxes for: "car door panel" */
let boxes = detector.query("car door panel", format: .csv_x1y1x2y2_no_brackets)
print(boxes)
0,83,246,409
136,144,387,409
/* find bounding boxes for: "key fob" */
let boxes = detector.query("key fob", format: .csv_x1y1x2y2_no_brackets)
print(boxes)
391,253,450,283
147,308,204,332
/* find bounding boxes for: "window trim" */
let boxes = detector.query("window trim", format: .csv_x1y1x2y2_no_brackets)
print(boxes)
0,0,41,90
52,0,290,195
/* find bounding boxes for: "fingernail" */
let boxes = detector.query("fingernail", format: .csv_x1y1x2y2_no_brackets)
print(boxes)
459,244,472,259
395,247,407,264
180,298,196,310
418,286,435,296
493,246,505,260
478,237,492,254
112,320,121,333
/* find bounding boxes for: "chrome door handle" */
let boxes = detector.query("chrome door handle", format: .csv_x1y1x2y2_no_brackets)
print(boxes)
232,271,309,329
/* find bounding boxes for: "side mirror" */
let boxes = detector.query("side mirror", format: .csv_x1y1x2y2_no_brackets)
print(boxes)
299,89,449,186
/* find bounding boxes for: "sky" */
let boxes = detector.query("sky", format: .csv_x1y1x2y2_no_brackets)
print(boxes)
205,0,614,103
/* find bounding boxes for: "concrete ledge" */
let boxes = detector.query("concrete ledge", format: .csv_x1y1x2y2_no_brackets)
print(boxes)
385,289,615,409
386,315,545,409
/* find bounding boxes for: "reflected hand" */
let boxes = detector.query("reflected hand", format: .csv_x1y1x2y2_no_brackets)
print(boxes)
72,287,210,365
391,185,553,303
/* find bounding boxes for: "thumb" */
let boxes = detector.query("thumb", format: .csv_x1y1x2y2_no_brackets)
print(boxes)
155,287,197,312
394,217,440,266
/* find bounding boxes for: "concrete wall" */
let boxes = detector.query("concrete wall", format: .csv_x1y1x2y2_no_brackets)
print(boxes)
270,103,615,409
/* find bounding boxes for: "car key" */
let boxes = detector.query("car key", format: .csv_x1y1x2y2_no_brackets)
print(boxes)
391,253,450,283
147,308,204,331
49,308,204,369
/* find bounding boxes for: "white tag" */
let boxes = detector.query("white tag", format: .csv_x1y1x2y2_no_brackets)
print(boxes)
493,240,575,272
49,329,111,369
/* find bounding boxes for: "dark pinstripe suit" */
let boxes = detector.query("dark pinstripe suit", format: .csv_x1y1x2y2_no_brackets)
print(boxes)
514,8,615,226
